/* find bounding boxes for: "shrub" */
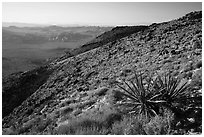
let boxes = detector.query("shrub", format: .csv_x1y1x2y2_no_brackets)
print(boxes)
95,87,109,96
111,109,174,135
111,115,147,135
116,72,193,116
144,109,174,135
108,89,124,102
103,113,122,128
2,127,17,135
116,72,201,133
75,126,109,135
111,117,129,135
57,118,102,135
152,74,190,110
123,115,148,135
116,72,165,118
57,105,122,135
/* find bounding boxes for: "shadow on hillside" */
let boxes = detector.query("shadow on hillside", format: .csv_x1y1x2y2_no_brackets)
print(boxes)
2,65,53,118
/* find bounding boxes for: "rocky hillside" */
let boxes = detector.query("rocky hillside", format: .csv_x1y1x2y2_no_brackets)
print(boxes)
67,25,147,56
2,25,147,119
2,11,202,135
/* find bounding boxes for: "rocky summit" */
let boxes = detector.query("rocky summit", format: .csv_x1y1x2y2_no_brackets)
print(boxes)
2,11,202,135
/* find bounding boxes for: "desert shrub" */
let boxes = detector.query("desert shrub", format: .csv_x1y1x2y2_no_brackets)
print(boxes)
153,73,201,133
57,123,75,134
75,126,109,135
111,116,131,135
144,109,174,135
2,127,17,135
116,72,193,116
122,115,148,135
103,113,122,128
82,106,123,128
116,72,165,118
152,74,190,110
57,118,102,135
17,117,41,134
57,103,123,135
95,87,109,96
116,72,201,133
17,116,53,134
18,126,30,134
111,121,126,134
111,109,174,135
111,90,124,101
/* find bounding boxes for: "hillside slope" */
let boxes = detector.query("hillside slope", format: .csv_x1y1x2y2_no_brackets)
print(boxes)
2,11,202,135
2,25,147,119
67,25,147,56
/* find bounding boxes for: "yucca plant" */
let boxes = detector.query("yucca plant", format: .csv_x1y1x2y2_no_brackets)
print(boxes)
116,72,166,118
154,74,202,131
117,72,201,132
152,74,190,113
116,72,193,117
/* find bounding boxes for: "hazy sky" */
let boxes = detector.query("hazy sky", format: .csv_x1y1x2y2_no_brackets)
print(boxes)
2,2,202,26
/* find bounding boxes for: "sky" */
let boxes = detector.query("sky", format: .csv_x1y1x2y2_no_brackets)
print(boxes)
2,2,202,26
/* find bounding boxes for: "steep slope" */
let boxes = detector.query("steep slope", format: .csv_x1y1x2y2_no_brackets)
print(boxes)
2,66,53,117
2,25,147,119
66,25,148,57
2,11,202,135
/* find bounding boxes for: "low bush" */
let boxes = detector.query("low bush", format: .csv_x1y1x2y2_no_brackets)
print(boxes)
111,110,174,135
116,72,202,134
75,126,109,135
57,118,102,135
144,109,174,135
57,104,123,135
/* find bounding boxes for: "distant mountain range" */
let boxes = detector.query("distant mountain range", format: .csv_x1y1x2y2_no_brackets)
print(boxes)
3,22,114,28
2,26,112,44
2,22,49,27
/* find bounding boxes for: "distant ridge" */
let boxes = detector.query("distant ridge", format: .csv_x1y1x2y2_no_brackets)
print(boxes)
2,22,49,27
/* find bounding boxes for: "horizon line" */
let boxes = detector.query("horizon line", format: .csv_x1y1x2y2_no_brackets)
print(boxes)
2,21,152,27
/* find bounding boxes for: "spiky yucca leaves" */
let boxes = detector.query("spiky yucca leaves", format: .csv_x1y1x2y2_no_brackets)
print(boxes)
116,72,193,118
152,74,192,120
153,74,190,107
154,74,202,131
116,73,166,118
